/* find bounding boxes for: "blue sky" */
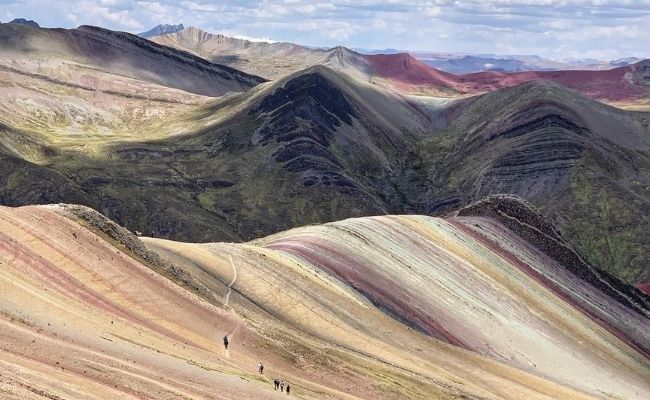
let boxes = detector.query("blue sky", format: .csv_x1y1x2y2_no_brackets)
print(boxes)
1,0,649,60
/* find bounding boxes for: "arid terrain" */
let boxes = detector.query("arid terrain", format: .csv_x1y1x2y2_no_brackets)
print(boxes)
1,200,648,399
0,19,649,399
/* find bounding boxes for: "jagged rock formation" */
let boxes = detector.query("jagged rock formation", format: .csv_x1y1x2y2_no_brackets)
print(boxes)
6,18,39,27
138,23,184,38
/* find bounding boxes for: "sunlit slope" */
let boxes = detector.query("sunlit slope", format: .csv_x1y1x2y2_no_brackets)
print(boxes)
151,27,330,80
146,215,649,398
0,205,286,399
0,23,266,160
2,204,643,399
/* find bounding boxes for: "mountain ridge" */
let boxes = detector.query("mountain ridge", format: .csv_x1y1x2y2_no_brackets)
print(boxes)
149,26,650,102
4,17,39,27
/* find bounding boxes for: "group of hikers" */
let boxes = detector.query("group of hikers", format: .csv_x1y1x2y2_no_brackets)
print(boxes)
272,378,291,394
261,362,291,394
224,335,292,395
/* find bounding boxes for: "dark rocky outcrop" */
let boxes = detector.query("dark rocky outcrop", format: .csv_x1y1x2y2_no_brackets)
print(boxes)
7,18,39,28
452,195,650,316
138,23,185,39
248,70,372,196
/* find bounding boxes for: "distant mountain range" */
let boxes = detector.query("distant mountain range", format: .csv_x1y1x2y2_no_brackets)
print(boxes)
5,20,646,73
145,24,649,76
415,53,645,73
355,48,646,73
147,26,650,102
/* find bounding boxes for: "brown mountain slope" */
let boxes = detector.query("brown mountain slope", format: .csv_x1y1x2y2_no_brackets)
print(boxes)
0,23,265,97
150,26,330,80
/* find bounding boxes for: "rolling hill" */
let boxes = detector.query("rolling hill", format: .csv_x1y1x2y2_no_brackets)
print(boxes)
1,200,648,399
0,55,649,287
1,24,649,287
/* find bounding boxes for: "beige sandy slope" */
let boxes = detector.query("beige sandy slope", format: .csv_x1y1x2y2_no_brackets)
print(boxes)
146,216,649,400
2,204,646,399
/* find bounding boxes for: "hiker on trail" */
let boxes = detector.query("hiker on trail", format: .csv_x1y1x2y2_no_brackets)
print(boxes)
273,378,280,390
258,362,264,374
223,334,229,349
280,380,285,392
286,384,291,395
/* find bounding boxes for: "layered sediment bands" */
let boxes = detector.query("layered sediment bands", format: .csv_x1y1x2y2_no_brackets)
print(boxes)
443,99,591,199
421,83,650,287
254,216,650,399
147,207,649,399
0,206,279,399
250,72,357,186
479,126,585,197
4,204,649,399
453,196,650,316
1,56,648,288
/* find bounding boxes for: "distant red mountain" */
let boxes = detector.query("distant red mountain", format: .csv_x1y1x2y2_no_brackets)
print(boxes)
362,52,649,101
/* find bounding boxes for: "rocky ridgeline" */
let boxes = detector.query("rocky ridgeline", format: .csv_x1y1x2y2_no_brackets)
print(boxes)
453,195,650,316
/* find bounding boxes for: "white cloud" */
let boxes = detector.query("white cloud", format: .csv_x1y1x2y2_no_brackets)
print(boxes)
1,0,648,59
424,6,442,17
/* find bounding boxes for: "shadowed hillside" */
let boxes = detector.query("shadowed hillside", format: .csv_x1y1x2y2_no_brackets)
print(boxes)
422,81,650,285
0,23,265,97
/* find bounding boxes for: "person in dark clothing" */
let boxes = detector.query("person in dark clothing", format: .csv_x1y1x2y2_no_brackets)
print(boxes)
258,362,264,374
286,384,291,395
273,378,280,390
223,334,229,349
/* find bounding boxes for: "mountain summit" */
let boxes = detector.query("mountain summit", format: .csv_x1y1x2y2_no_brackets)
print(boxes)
6,18,39,27
138,23,184,38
